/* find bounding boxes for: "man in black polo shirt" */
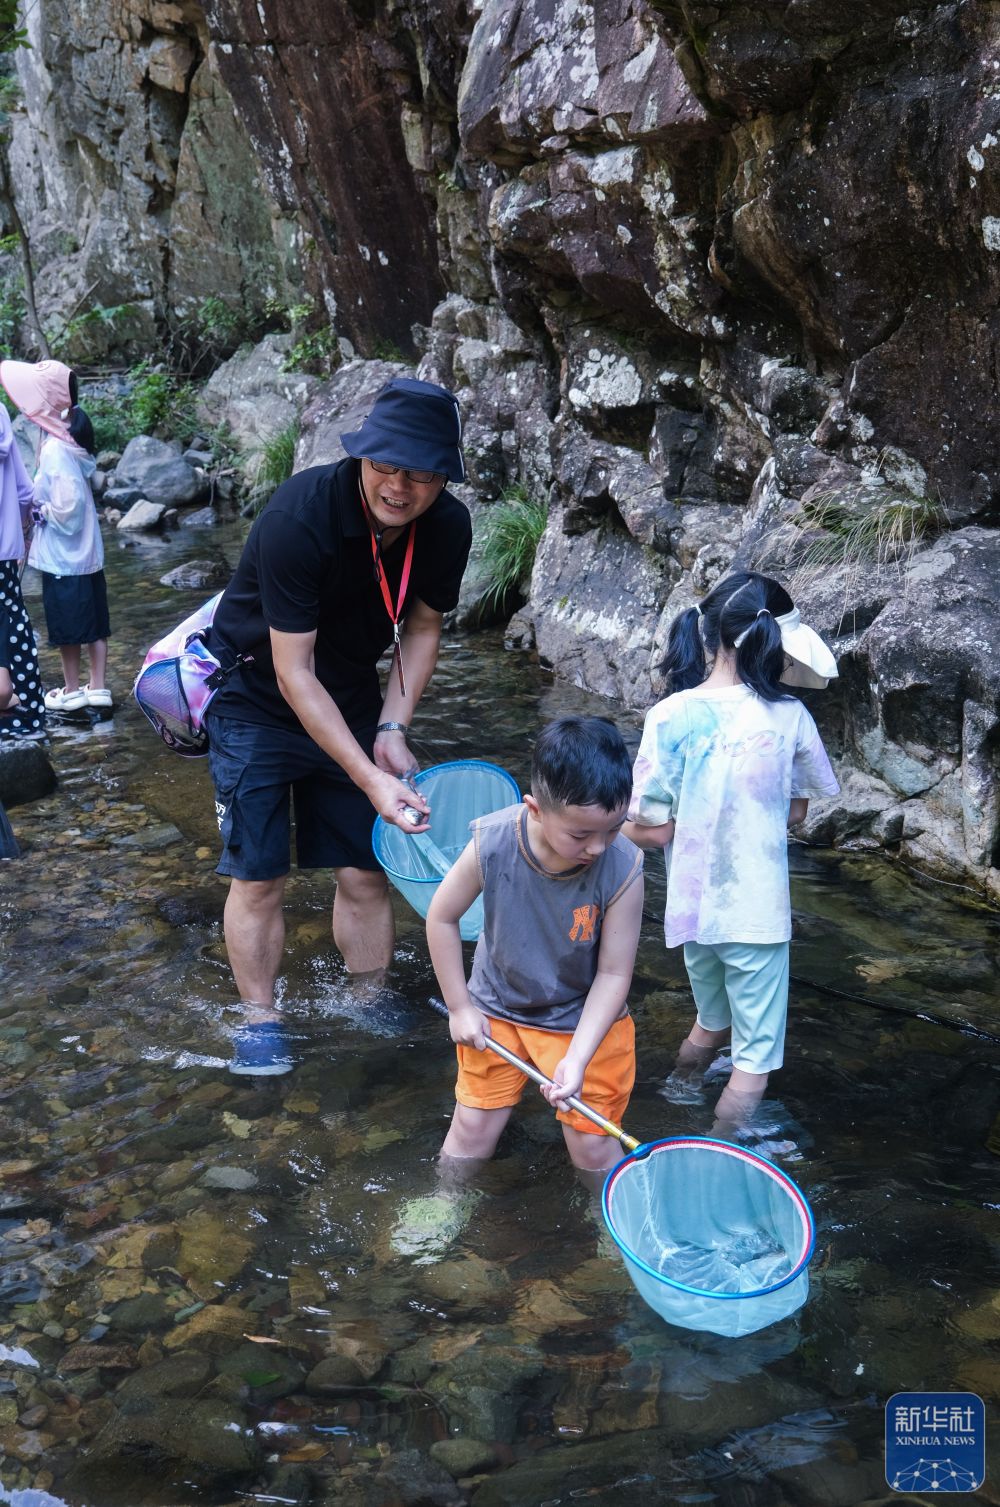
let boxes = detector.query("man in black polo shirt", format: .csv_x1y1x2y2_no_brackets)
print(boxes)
206,378,472,1072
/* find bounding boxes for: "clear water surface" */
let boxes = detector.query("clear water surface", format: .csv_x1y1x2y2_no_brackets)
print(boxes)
1,518,998,1507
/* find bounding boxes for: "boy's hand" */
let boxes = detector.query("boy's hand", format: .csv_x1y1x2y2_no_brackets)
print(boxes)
541,1052,584,1109
447,1002,490,1051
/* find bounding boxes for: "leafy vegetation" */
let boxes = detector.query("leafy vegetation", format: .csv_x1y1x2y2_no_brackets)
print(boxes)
83,361,199,452
478,486,548,612
48,300,140,358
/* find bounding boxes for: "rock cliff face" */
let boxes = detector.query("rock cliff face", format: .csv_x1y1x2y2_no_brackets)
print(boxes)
8,0,1000,894
7,0,305,357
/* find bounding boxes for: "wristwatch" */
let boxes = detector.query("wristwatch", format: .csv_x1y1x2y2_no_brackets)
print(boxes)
376,721,409,734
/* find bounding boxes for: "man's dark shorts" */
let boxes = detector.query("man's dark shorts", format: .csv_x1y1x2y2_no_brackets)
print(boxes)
206,715,381,880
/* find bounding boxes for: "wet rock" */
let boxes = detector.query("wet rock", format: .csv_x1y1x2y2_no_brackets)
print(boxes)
180,505,218,528
304,1352,368,1392
374,1447,465,1507
103,485,145,508
417,1254,511,1308
162,1304,251,1355
106,1293,174,1334
426,1330,544,1443
159,559,232,590
115,1351,215,1401
430,1437,498,1478
513,1278,589,1329
64,1396,261,1495
116,499,167,532
115,436,208,507
265,1463,314,1506
174,1205,256,1289
58,1342,139,1374
0,743,58,810
200,1165,258,1192
295,357,414,472
156,890,225,927
216,1341,305,1401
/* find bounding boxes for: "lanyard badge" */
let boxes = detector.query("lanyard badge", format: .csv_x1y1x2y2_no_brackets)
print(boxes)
370,521,415,696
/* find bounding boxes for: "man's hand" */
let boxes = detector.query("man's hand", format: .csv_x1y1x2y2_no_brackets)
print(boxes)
367,767,431,831
541,1052,585,1109
447,1001,490,1050
374,726,417,778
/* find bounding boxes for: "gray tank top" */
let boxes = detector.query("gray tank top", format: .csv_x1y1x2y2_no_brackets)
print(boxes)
467,804,643,1033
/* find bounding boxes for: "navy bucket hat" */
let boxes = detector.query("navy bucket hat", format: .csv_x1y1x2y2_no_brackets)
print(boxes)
340,377,465,482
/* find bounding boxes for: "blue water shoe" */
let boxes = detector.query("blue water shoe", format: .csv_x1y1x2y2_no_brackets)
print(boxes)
230,1020,295,1076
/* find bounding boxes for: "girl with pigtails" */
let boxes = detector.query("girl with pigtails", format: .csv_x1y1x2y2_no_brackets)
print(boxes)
624,572,840,1132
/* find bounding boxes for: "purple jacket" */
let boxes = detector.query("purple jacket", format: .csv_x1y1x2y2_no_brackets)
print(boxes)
0,406,33,563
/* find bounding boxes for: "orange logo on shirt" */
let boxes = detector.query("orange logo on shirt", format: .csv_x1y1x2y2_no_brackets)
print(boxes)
569,904,599,942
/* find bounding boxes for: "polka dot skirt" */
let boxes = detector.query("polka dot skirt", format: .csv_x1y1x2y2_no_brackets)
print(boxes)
0,559,45,740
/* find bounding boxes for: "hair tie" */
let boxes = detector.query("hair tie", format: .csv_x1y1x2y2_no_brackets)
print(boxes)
733,608,773,648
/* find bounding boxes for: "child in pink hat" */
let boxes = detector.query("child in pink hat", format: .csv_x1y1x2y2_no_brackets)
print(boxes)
0,360,111,712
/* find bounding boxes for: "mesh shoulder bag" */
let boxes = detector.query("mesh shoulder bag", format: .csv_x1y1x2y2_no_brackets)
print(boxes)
133,593,254,757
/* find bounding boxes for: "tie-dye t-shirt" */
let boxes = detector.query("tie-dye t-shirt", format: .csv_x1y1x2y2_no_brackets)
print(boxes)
629,685,839,947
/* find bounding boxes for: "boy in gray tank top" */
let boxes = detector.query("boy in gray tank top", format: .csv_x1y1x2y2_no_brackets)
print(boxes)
427,716,644,1175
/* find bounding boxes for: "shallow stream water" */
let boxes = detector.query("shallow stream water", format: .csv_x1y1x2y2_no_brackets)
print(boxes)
1,518,998,1507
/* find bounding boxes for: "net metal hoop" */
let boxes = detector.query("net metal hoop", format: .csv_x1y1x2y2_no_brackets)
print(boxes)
602,1135,815,1301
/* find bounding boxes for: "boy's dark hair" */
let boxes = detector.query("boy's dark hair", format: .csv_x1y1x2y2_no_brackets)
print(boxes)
67,370,95,455
662,571,795,703
531,715,632,813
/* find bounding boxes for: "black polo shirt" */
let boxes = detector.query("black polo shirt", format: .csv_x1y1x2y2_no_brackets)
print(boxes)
207,457,472,733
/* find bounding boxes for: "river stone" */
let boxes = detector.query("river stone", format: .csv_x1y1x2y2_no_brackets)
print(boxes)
116,499,166,531
216,1341,305,1401
103,485,145,508
65,1397,260,1492
374,1447,464,1507
0,743,57,809
162,1304,249,1355
115,436,208,507
425,1330,545,1444
115,1351,214,1401
416,1255,511,1307
58,1342,138,1374
200,1165,258,1192
180,505,218,528
304,1352,367,1392
106,1293,174,1334
430,1437,498,1478
159,558,231,590
175,1209,255,1300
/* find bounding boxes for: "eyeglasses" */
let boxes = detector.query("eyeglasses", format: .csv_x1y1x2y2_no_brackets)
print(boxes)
367,459,442,484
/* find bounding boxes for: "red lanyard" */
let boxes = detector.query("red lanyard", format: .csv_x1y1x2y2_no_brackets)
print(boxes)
370,521,415,695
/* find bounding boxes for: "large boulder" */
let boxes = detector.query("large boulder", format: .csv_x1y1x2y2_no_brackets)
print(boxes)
0,741,57,809
295,357,413,472
197,334,322,462
114,438,207,508
792,528,1000,890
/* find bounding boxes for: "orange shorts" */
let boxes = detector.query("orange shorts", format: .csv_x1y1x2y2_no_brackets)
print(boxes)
455,1014,635,1136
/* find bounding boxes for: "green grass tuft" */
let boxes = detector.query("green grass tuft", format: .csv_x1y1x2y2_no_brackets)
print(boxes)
248,420,300,513
790,483,946,605
479,486,547,611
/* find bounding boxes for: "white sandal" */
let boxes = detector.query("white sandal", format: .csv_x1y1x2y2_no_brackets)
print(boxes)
83,684,113,708
44,686,88,711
